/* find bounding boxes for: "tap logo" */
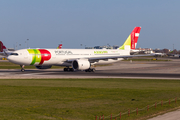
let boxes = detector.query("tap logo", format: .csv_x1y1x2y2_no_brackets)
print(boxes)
27,49,51,65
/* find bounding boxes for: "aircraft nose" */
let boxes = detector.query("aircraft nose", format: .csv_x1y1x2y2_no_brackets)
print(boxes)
7,55,13,62
7,55,19,63
7,55,11,61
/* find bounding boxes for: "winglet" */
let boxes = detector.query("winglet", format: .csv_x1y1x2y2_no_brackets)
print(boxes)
0,41,7,52
119,27,141,50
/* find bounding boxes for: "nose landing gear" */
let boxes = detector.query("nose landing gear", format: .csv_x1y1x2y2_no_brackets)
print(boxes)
20,65,25,72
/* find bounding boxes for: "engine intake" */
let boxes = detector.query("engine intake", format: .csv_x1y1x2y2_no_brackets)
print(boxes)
72,59,90,70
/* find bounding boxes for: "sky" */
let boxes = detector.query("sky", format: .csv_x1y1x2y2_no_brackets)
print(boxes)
0,0,180,50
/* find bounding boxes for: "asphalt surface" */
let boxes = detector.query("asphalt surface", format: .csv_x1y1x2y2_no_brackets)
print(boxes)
148,109,180,120
1,57,180,79
2,70,180,79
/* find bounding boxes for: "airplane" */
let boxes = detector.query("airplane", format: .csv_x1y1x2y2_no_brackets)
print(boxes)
57,44,62,49
0,41,15,58
8,27,146,72
0,41,6,52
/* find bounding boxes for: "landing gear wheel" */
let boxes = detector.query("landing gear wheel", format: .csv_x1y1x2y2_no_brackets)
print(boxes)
20,65,25,72
92,68,96,72
85,68,96,72
64,68,69,72
64,68,67,72
70,68,74,72
63,67,74,72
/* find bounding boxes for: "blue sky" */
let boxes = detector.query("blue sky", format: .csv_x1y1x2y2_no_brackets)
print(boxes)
0,0,180,50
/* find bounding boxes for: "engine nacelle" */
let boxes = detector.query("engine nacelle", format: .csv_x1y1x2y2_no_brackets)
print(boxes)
72,59,90,70
35,65,52,69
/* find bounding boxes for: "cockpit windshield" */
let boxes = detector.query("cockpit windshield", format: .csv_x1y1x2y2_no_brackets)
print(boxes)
10,53,19,56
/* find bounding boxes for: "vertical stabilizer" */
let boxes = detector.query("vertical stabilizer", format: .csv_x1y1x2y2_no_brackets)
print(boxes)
57,44,62,49
119,27,141,50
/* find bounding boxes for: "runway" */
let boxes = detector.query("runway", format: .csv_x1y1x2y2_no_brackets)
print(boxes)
1,58,180,79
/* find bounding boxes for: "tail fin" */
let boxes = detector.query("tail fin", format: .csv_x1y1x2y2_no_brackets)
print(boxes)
0,41,7,52
119,27,141,50
57,44,62,49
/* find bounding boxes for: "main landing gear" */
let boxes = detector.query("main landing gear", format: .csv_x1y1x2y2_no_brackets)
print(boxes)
85,68,96,72
63,67,96,72
20,65,25,72
63,67,74,72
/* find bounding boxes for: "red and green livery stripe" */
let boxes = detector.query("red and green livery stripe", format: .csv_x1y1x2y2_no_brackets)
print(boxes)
27,49,51,65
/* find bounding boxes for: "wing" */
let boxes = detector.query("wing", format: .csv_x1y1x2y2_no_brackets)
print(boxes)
63,54,153,63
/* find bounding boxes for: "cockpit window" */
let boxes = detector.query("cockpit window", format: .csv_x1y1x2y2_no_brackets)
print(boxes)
10,53,19,56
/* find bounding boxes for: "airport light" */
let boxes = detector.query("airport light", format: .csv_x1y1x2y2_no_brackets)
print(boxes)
19,44,21,49
25,41,26,48
27,39,29,48
16,42,18,50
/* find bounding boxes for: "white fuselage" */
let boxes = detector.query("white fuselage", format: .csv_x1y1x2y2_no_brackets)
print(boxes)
7,48,130,66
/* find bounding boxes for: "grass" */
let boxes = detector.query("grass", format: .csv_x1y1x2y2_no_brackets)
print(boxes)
0,78,179,120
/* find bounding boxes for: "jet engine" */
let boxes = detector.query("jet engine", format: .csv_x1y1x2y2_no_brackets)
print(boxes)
72,59,90,70
35,65,52,69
